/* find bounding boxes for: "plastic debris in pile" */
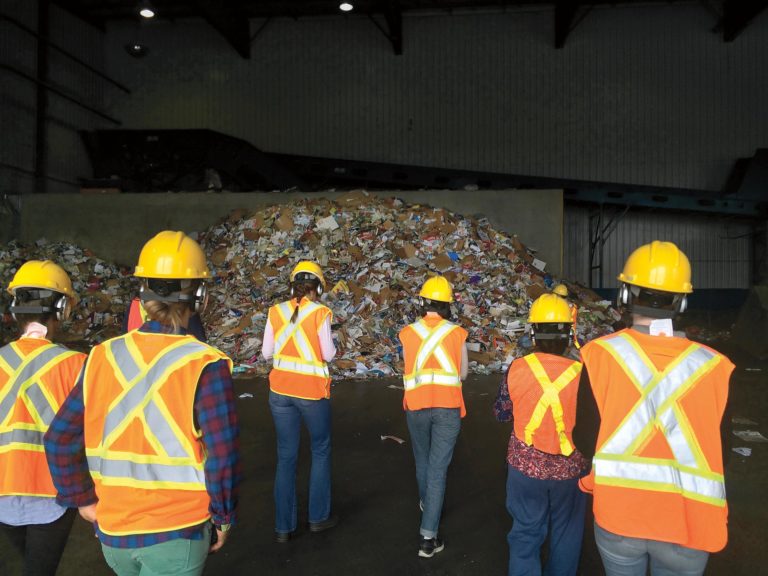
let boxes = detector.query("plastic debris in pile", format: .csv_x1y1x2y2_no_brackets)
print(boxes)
199,190,620,378
0,239,138,349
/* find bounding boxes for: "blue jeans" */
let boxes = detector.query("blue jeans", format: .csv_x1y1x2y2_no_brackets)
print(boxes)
268,391,332,533
595,522,709,576
505,466,586,576
406,407,461,539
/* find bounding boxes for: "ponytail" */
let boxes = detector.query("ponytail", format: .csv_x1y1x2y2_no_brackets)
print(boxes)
289,282,319,323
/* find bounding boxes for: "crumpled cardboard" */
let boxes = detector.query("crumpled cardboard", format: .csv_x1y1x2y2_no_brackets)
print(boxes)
197,191,620,378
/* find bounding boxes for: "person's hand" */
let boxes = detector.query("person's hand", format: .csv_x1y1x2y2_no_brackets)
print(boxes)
209,527,229,553
78,504,97,523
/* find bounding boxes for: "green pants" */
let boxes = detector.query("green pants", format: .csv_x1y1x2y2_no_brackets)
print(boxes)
100,524,210,576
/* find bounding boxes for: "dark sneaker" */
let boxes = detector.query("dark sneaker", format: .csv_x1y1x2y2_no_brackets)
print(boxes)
309,515,339,533
274,531,293,543
418,537,444,558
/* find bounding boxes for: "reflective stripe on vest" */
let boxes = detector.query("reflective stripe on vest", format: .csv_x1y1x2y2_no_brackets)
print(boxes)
0,343,75,448
403,320,461,390
87,337,210,488
272,301,330,379
522,354,581,456
593,333,725,505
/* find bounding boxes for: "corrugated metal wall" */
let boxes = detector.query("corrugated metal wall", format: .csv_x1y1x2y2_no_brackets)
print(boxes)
100,3,768,192
563,206,753,289
0,0,105,194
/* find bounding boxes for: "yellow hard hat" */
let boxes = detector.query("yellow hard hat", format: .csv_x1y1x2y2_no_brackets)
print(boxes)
7,260,75,298
290,261,326,288
552,284,569,297
528,294,572,323
419,275,454,303
134,231,210,279
617,241,692,294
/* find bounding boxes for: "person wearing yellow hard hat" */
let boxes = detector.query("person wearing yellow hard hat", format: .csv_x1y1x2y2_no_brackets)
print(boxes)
44,231,240,576
398,275,468,558
552,283,580,350
262,260,337,543
493,293,588,576
0,261,86,576
576,241,734,576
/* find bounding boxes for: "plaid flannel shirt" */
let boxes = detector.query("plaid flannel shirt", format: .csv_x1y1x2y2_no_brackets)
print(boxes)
44,321,240,548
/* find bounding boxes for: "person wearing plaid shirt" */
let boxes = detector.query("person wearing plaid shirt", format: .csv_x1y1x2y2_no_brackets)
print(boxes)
44,231,240,576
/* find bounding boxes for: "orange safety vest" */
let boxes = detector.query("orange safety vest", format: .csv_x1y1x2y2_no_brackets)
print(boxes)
83,331,232,536
0,338,85,497
580,328,734,552
268,298,332,400
126,298,148,331
570,304,580,349
507,352,582,455
399,315,468,417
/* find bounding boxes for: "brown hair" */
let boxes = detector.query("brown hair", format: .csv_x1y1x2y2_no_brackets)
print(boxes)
289,282,318,323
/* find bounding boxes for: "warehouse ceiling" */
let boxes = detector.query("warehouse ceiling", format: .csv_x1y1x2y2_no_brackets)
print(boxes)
51,0,768,56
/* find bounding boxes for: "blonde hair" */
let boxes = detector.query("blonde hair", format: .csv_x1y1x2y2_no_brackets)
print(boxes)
141,282,197,333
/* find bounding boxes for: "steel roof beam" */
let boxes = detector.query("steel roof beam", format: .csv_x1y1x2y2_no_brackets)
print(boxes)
721,0,768,42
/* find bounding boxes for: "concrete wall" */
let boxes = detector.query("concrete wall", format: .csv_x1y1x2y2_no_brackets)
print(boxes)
19,189,563,273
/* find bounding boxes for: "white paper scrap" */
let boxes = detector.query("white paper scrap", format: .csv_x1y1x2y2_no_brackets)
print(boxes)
531,258,546,271
381,435,406,445
238,393,254,399
732,447,752,457
732,416,759,426
315,215,340,231
733,430,768,443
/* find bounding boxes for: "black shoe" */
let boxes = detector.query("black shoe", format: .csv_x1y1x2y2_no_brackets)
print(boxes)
418,537,444,558
309,515,338,533
274,531,293,543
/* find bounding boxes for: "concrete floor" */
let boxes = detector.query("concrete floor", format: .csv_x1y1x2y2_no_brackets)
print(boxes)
1,346,766,575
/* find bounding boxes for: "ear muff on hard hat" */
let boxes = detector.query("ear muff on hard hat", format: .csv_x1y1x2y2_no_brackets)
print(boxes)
7,260,77,322
290,261,326,295
617,241,692,319
419,276,454,303
9,288,73,322
134,231,211,280
617,241,693,294
134,231,210,313
139,280,209,314
617,283,687,319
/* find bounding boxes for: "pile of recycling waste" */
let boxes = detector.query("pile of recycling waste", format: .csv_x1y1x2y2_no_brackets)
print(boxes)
1,191,621,377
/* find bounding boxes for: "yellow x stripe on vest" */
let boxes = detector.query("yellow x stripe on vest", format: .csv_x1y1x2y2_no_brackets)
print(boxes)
272,300,330,379
403,319,461,390
522,354,581,456
0,342,77,451
593,333,725,506
86,336,213,490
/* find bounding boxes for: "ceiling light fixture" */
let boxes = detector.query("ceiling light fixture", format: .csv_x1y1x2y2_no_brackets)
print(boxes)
125,43,149,58
339,3,354,12
139,2,155,18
